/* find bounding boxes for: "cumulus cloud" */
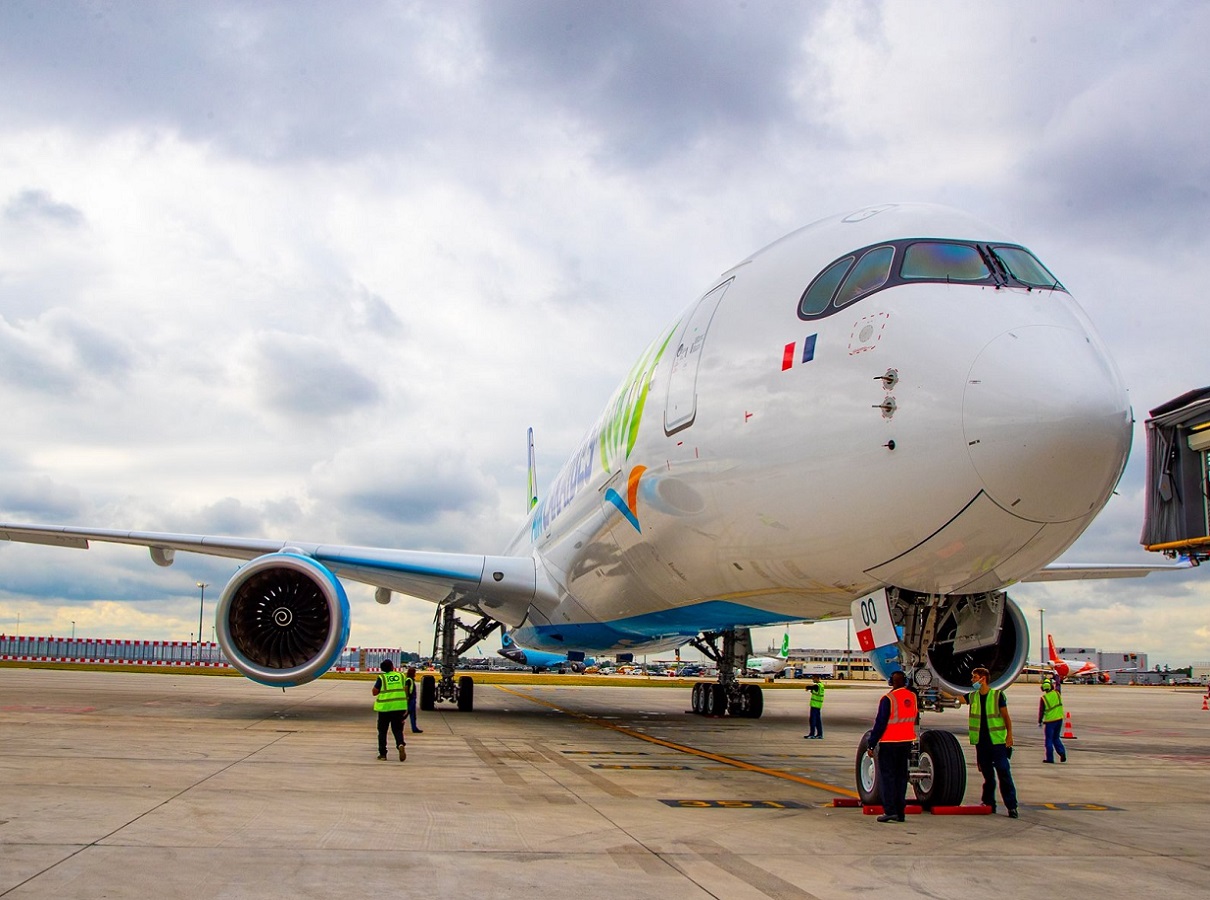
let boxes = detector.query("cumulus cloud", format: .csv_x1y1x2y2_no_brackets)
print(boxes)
4,188,84,228
246,332,382,418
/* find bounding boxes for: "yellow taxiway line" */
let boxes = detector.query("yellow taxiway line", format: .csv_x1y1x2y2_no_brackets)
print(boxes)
496,684,859,798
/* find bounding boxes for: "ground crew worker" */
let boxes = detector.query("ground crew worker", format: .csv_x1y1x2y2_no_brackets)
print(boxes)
866,670,917,823
372,658,408,761
967,666,1017,816
405,665,423,733
804,680,825,738
1038,678,1066,763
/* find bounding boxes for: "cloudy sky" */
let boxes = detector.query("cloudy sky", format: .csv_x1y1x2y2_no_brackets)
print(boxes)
1,1,1208,667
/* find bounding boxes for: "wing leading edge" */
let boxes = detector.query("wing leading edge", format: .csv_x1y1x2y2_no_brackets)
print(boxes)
1022,559,1197,582
0,522,536,611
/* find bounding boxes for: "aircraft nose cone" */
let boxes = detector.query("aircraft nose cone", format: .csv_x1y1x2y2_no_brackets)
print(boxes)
963,325,1131,523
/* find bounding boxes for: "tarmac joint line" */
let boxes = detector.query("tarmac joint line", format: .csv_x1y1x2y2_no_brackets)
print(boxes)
496,684,859,798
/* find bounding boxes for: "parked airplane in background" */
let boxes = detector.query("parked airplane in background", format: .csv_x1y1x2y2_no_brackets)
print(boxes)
1047,634,1138,683
498,629,593,673
2,202,1196,807
746,631,791,676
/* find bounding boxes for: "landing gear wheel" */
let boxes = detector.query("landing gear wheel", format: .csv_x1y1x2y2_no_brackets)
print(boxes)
855,730,880,806
913,729,966,808
731,683,763,718
420,674,436,711
744,684,764,719
691,682,704,714
456,675,475,711
705,683,728,716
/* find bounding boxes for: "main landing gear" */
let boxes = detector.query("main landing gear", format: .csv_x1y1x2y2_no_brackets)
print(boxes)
854,728,967,809
419,604,501,713
688,627,764,718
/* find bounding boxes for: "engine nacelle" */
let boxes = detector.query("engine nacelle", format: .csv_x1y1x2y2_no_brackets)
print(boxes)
870,589,1030,696
215,552,351,688
924,594,1030,694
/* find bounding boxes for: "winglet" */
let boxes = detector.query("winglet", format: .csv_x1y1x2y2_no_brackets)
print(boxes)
527,427,539,513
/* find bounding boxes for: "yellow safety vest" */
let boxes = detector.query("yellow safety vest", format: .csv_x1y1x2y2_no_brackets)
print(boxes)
968,689,1007,744
1041,688,1064,723
374,670,409,712
810,683,825,709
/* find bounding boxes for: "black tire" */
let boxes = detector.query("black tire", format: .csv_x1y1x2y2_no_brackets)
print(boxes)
456,675,474,711
745,683,764,719
691,682,704,714
913,729,966,808
709,683,728,717
855,730,880,805
420,674,436,711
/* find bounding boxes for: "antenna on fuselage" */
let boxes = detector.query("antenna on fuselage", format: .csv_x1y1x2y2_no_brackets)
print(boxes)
527,427,539,512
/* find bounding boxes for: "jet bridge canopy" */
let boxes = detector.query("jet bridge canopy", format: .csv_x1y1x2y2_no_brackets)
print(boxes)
1142,386,1210,560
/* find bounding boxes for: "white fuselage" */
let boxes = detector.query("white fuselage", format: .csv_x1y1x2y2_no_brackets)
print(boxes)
506,204,1132,654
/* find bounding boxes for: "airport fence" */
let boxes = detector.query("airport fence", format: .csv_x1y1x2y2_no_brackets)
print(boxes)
0,634,405,673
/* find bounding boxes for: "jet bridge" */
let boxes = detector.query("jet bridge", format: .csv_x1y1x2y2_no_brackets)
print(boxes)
1142,386,1210,561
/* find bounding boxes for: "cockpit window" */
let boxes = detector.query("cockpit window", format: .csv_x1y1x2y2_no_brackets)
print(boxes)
990,246,1061,289
902,242,990,282
797,238,1067,321
833,245,895,308
799,256,853,316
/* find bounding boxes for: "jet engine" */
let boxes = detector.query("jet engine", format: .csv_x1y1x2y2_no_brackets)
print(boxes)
215,552,351,687
874,588,1031,698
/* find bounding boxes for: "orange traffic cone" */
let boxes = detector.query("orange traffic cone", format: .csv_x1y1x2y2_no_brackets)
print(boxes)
1062,711,1077,740
1202,693,1208,712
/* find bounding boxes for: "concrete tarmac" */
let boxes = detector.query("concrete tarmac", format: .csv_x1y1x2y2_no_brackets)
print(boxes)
2,668,1209,899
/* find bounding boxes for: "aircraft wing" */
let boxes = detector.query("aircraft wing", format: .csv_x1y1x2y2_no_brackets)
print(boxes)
1022,559,1197,582
0,522,536,607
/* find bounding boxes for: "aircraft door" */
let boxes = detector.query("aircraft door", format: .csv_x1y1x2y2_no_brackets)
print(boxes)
664,280,731,435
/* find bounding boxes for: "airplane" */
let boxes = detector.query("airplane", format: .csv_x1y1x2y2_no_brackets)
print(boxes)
745,631,791,676
498,629,593,673
2,202,1200,807
1046,634,1138,683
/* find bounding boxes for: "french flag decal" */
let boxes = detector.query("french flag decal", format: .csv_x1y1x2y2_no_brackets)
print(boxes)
781,334,818,370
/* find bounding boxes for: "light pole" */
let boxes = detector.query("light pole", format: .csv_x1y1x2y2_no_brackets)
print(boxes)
1038,608,1045,670
196,582,209,664
71,621,75,640
846,618,852,680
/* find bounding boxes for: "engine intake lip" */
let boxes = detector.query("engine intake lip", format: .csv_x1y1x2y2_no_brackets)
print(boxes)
926,596,1030,695
216,552,349,687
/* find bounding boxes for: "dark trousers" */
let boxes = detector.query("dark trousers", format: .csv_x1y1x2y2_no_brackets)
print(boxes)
1043,719,1066,762
377,711,404,755
808,707,823,737
975,741,1017,810
408,701,420,732
877,741,912,818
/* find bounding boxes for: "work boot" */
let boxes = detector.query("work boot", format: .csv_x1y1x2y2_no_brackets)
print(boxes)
398,744,407,761
1008,808,1019,819
377,753,387,760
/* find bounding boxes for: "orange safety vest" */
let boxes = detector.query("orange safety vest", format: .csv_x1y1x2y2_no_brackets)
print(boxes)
882,687,918,742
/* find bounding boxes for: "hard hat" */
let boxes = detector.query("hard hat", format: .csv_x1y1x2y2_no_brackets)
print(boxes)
1042,679,1053,689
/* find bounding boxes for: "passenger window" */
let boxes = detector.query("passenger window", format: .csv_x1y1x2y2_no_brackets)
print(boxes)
799,256,854,317
992,246,1061,288
833,245,894,308
902,242,989,282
